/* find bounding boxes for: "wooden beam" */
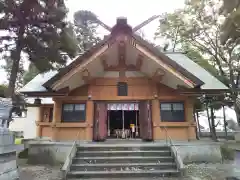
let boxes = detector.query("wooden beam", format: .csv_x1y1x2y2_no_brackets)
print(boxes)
151,68,165,82
118,39,126,68
52,44,109,90
56,87,70,93
81,69,91,82
105,64,138,71
136,54,143,70
135,43,195,88
100,55,108,70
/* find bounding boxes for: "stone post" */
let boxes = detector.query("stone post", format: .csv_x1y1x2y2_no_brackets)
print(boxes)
0,128,19,180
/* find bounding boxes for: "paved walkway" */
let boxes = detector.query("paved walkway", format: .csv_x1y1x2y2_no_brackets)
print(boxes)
18,163,240,180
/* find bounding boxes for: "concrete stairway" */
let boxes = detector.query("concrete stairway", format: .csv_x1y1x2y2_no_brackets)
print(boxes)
66,144,180,179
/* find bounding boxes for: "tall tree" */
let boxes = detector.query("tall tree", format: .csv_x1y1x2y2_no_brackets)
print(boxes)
73,10,101,53
0,0,78,99
155,0,240,125
2,56,25,89
220,0,240,44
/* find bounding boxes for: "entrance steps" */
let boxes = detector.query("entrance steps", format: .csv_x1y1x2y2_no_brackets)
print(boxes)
66,143,180,179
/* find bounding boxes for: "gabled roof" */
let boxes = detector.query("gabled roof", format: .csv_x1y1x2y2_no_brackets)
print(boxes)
19,53,228,94
165,53,228,90
43,18,204,89
20,71,57,93
19,18,229,94
43,36,112,88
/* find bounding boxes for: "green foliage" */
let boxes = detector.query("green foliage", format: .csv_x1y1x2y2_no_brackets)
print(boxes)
183,46,227,84
2,56,25,89
0,0,78,97
73,10,101,53
18,148,29,159
220,0,240,44
220,144,235,160
155,0,240,105
0,84,7,97
23,63,40,85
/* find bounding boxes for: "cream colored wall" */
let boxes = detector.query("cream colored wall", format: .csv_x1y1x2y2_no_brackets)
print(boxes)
10,107,38,139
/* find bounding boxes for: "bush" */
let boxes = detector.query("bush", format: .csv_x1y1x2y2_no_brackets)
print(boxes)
18,148,29,159
220,144,235,160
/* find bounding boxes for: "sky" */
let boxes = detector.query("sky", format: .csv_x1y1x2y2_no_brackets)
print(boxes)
0,0,185,84
65,0,185,39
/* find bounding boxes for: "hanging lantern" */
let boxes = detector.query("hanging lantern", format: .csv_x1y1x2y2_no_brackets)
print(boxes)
34,98,42,106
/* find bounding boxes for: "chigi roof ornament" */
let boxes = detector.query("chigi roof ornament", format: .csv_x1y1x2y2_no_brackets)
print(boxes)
95,15,160,34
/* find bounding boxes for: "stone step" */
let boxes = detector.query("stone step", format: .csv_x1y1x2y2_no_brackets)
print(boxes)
70,162,177,171
75,150,171,157
72,156,174,164
77,146,170,152
67,169,179,178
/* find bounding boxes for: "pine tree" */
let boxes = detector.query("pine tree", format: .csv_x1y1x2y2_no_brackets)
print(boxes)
0,0,78,99
73,10,101,53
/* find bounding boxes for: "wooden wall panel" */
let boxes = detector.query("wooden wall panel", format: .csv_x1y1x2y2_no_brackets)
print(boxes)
69,85,89,96
90,77,155,100
57,128,86,140
37,77,196,141
41,127,52,138
154,127,189,140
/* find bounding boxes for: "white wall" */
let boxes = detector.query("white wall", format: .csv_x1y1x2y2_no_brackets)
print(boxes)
9,107,38,139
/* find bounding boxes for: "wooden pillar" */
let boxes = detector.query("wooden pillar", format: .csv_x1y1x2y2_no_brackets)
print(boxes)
86,100,94,140
185,99,196,140
52,100,61,141
36,106,43,137
151,99,160,140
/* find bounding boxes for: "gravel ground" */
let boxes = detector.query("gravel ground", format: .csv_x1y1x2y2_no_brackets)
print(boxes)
185,162,240,180
19,164,62,180
18,162,240,180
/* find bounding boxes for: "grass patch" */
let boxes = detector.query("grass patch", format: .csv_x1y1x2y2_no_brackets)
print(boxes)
220,144,235,160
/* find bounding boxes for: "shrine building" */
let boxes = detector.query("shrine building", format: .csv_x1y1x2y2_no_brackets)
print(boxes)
20,18,228,141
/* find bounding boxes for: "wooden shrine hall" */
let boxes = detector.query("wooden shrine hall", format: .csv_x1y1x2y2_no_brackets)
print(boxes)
20,17,228,141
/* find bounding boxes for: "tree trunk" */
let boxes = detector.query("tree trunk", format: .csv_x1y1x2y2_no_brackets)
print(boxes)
222,105,228,140
210,106,218,141
206,106,212,134
234,103,240,125
196,111,201,138
6,27,24,99
5,27,24,127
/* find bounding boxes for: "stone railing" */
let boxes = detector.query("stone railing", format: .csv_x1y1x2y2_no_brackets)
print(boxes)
61,132,79,180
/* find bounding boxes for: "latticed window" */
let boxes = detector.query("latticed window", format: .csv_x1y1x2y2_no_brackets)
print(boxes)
62,104,86,122
160,102,185,122
117,82,128,96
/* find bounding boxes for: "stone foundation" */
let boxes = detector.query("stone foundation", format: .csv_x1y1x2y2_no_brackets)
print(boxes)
27,141,72,165
235,132,240,142
176,144,222,164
